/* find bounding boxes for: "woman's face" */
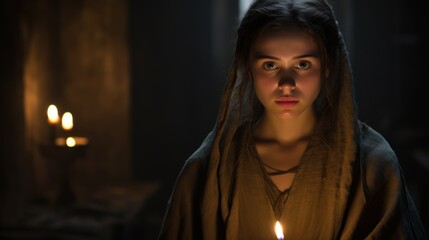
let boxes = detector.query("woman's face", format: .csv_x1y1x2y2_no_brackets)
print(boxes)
250,28,322,120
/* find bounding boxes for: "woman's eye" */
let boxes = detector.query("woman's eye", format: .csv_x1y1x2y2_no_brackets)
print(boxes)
263,62,278,70
295,61,310,70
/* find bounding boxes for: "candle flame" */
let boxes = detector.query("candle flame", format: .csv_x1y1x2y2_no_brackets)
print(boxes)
275,221,284,240
47,105,59,124
66,137,76,147
62,112,73,130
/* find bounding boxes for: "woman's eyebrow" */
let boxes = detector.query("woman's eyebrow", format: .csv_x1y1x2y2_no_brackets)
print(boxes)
292,53,320,59
252,53,281,60
252,52,320,60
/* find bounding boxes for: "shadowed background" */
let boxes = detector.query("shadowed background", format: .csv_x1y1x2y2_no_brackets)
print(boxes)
1,0,428,239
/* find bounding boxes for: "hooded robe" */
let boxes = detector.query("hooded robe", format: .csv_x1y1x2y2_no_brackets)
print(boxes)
159,122,426,239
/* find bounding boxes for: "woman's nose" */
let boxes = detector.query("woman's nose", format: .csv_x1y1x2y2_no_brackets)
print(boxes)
278,76,296,92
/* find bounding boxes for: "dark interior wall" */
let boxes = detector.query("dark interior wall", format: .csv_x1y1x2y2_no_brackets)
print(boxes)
349,0,429,230
352,0,397,134
352,0,429,162
334,0,429,137
129,0,238,182
0,0,31,225
126,1,238,237
352,0,429,136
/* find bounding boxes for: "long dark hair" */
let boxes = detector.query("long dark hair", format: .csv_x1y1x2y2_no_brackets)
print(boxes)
214,0,356,145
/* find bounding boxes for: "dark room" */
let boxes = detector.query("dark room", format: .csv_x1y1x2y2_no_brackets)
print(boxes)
1,0,428,239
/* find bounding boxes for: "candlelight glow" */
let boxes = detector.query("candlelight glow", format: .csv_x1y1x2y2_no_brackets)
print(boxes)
66,137,76,147
47,105,59,124
275,221,284,240
55,136,89,147
62,112,73,130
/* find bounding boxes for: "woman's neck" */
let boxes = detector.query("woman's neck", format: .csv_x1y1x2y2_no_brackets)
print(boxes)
254,110,317,145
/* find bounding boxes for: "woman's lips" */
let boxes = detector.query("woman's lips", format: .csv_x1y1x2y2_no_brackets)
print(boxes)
275,96,299,107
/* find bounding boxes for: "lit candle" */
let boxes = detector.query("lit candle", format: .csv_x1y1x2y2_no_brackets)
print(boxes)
47,104,60,144
66,137,76,147
62,112,73,130
47,104,60,124
275,221,284,240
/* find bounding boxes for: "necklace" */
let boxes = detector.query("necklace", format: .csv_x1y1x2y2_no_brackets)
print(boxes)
263,162,299,176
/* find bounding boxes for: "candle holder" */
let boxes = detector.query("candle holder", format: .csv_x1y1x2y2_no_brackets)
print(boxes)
39,137,89,207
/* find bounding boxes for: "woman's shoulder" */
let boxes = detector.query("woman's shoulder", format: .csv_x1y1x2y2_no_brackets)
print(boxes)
359,122,392,151
358,121,401,184
358,122,395,156
178,130,215,176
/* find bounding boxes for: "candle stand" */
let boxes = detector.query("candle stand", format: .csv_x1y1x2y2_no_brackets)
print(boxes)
39,142,88,207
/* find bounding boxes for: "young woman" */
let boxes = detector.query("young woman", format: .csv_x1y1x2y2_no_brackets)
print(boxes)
158,0,427,239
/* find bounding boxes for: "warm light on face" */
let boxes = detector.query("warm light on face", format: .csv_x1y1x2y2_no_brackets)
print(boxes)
275,221,284,240
62,112,73,130
66,137,76,147
250,30,322,120
47,105,60,124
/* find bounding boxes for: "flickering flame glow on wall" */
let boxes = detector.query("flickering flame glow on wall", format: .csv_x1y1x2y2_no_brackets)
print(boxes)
47,105,59,124
62,112,73,130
